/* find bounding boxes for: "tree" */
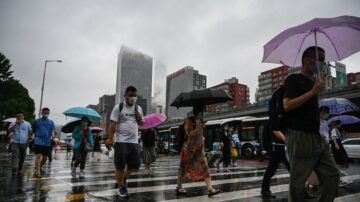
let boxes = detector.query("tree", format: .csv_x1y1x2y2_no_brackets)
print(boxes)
0,53,35,122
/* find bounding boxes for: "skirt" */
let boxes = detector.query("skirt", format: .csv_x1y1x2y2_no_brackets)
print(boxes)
142,146,156,164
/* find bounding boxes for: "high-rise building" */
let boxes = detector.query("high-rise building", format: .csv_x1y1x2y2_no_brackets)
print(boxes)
166,66,206,119
98,94,115,137
208,77,249,112
115,46,153,115
334,62,347,88
256,66,289,104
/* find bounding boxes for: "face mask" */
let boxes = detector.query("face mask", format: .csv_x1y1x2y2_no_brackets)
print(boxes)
127,96,137,105
310,61,325,74
42,114,49,119
323,113,329,120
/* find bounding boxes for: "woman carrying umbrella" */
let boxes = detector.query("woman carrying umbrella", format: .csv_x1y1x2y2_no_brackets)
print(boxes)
176,104,220,197
140,128,157,173
329,121,349,168
71,117,93,179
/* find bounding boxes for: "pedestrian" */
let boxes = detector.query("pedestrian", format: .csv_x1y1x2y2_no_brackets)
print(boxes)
7,111,32,174
48,131,57,163
283,46,339,202
92,134,102,159
261,95,291,198
319,106,330,144
176,104,220,197
105,86,144,199
330,121,349,168
71,116,93,179
66,141,71,159
29,108,56,178
230,126,240,167
216,123,232,172
141,128,157,173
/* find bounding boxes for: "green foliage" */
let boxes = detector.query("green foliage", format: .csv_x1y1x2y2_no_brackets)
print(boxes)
0,53,35,122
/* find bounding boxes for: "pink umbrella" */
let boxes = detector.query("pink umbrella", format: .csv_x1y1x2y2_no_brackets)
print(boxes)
91,126,103,133
139,113,167,129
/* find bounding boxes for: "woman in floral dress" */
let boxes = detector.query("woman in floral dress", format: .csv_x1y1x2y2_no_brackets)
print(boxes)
176,105,221,197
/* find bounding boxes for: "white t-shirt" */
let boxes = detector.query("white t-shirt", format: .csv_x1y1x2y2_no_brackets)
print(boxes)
110,102,144,144
319,119,330,143
331,128,341,139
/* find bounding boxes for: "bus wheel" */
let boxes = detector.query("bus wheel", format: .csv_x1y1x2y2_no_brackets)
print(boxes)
242,145,254,159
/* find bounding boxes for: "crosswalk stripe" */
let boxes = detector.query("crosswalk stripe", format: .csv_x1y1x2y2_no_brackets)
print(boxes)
87,173,290,197
335,192,360,202
40,169,269,190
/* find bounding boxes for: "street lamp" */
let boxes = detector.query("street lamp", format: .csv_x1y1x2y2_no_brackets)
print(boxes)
38,60,62,118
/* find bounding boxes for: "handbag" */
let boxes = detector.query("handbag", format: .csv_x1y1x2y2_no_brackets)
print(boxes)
231,147,238,157
85,142,92,152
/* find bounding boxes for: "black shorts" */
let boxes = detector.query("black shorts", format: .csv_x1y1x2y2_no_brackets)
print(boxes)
114,142,141,171
34,145,51,156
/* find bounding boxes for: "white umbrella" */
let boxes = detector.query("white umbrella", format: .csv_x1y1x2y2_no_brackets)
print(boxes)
2,118,16,123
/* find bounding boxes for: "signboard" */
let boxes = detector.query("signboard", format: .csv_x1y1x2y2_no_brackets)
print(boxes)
335,62,347,87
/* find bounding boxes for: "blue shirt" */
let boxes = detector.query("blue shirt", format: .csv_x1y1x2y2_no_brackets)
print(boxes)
32,118,55,147
9,121,31,144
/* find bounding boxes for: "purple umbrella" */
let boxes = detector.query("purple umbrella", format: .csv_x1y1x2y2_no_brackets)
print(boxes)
327,115,360,125
262,15,360,68
320,98,358,115
139,113,167,130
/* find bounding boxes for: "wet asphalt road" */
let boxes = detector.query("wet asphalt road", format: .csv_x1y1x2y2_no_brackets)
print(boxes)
1,151,360,202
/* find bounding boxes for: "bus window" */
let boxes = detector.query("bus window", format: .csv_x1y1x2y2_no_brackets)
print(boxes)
241,126,256,141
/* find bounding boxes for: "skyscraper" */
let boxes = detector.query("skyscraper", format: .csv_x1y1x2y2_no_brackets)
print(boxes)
115,46,153,115
166,66,206,119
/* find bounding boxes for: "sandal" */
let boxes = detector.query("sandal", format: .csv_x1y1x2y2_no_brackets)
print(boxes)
34,171,41,178
175,186,187,195
208,188,221,197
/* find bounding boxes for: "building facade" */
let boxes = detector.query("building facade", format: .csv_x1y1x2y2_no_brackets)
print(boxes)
208,77,249,112
115,46,153,115
98,94,115,137
348,72,360,86
166,66,206,119
256,66,289,104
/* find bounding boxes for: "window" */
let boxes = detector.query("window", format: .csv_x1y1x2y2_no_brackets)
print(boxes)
343,139,360,145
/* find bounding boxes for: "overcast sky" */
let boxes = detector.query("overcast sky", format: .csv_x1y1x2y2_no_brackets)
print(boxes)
1,0,360,125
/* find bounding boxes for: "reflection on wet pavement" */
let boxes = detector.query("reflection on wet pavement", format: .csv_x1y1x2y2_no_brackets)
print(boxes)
0,152,360,201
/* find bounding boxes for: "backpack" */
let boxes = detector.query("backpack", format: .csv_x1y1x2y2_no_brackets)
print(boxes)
261,86,285,153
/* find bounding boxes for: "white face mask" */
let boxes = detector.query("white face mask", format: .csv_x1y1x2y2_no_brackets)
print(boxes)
127,96,137,105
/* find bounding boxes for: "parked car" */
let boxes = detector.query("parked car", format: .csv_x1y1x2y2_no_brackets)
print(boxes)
342,138,360,159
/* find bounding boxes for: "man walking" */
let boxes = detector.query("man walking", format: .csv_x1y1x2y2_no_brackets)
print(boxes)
29,108,56,178
106,86,144,199
8,111,32,174
283,46,339,202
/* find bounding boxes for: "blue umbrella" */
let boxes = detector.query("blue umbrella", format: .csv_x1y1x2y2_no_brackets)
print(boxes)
319,98,358,115
63,107,101,121
327,115,360,125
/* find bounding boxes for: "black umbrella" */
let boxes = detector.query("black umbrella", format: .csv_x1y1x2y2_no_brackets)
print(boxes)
61,119,92,133
170,88,232,108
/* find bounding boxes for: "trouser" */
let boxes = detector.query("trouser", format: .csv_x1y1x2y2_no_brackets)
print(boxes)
286,129,339,202
261,150,290,192
218,149,231,167
11,143,27,171
74,149,87,170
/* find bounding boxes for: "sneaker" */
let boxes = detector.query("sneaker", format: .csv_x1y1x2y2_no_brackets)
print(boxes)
261,190,276,198
79,171,85,179
71,168,76,178
118,186,129,198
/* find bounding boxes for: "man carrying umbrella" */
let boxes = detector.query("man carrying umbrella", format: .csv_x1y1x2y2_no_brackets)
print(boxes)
283,47,339,202
105,86,144,199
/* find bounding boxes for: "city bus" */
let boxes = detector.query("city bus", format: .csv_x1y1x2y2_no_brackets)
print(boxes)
161,116,269,158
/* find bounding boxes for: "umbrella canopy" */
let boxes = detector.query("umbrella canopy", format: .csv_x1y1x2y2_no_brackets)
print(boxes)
91,126,103,133
2,118,16,123
61,119,81,133
319,98,358,115
171,88,232,108
63,107,101,121
262,15,360,67
327,115,360,125
139,113,167,129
